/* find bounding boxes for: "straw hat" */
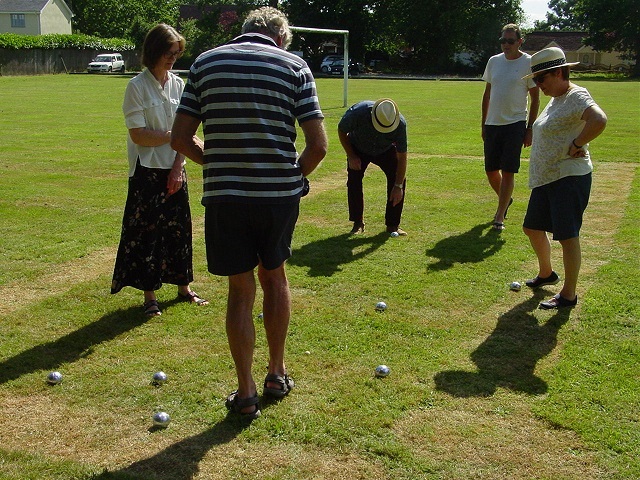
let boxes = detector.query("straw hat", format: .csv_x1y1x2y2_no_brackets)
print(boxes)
523,47,580,79
371,99,400,133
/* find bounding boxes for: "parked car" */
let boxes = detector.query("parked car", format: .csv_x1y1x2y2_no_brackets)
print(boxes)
327,59,363,76
87,53,125,73
320,54,342,73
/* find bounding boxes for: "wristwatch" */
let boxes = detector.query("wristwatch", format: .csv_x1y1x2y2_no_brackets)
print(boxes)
394,183,404,190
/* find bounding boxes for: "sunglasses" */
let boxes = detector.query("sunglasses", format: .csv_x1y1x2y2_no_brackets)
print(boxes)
499,38,517,45
533,71,550,84
163,49,184,59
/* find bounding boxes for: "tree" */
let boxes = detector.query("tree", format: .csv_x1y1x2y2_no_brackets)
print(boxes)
537,0,639,76
285,0,523,73
70,0,181,45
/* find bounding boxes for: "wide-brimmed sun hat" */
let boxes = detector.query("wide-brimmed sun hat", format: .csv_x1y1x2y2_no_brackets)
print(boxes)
371,98,400,133
523,47,580,79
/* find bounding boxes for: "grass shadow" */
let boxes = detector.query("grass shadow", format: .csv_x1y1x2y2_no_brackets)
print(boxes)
433,293,572,397
289,231,388,276
0,304,156,385
91,413,254,480
425,222,505,272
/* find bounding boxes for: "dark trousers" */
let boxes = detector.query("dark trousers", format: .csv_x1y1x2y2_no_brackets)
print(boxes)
347,145,405,228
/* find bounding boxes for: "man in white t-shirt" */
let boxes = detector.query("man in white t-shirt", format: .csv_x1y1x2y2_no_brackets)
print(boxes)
481,24,539,230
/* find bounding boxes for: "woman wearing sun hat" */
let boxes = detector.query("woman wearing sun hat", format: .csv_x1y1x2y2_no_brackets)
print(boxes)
521,47,607,309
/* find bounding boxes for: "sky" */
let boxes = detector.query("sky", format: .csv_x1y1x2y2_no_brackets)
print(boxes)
520,0,552,27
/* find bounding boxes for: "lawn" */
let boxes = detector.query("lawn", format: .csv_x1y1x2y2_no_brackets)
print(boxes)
0,73,638,479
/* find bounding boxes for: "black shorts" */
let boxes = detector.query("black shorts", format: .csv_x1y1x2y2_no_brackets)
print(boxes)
204,202,299,276
483,121,526,173
523,173,592,241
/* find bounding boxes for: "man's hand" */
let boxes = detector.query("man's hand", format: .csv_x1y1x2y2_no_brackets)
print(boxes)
347,155,362,171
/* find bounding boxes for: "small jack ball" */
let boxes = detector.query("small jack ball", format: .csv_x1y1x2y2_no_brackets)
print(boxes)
153,411,171,427
47,371,63,385
375,301,387,311
152,371,167,385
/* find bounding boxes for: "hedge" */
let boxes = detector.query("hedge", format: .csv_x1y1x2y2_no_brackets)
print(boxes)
0,33,135,51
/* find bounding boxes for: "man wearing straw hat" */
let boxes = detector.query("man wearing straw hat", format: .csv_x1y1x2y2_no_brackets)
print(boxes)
521,46,607,309
481,24,540,231
339,98,408,236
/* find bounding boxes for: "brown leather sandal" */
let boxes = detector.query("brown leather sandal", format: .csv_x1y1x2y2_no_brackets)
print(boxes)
225,391,260,420
178,291,209,306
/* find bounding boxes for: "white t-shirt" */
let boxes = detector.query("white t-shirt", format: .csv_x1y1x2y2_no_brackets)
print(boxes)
529,85,596,188
483,52,536,126
122,68,184,177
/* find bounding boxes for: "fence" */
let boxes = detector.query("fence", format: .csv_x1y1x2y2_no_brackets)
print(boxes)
0,49,140,75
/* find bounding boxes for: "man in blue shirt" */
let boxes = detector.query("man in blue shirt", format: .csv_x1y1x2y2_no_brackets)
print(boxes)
338,99,408,235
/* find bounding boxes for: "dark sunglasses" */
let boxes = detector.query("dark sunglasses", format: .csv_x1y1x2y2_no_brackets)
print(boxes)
499,38,517,45
533,71,550,84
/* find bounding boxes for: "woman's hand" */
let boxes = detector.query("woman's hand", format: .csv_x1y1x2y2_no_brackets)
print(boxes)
167,154,184,196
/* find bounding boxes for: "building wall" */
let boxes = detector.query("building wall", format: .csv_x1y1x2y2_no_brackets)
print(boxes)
0,12,41,35
0,0,72,35
41,0,72,34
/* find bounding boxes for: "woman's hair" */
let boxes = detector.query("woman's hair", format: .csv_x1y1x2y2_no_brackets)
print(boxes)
547,66,570,81
141,23,186,69
241,7,292,49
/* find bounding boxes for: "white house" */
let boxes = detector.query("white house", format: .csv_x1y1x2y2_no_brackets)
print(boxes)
0,0,73,35
523,31,633,72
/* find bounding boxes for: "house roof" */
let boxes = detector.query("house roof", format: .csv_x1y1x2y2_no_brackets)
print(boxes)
0,0,49,12
523,31,587,53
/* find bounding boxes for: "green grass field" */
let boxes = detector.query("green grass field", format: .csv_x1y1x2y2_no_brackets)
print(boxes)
0,74,638,479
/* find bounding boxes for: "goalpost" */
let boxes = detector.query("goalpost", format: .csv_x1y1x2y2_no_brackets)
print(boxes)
290,26,350,107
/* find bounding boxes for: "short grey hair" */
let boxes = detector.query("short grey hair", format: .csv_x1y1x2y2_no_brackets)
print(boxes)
242,7,292,49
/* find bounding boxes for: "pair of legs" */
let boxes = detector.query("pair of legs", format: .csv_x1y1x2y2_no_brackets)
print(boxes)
205,202,299,414
347,146,405,231
483,121,525,226
523,173,592,304
227,262,291,407
522,229,581,301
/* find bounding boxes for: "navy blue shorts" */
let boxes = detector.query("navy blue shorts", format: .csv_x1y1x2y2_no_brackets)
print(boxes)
483,121,526,173
204,202,299,276
523,173,592,241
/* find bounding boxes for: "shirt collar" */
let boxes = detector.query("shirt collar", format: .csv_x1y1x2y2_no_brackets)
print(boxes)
226,32,278,48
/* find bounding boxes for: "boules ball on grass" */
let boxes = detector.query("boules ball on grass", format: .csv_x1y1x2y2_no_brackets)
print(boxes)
152,411,171,427
152,371,167,385
375,365,390,378
390,231,399,238
510,281,522,292
46,371,63,385
375,301,387,312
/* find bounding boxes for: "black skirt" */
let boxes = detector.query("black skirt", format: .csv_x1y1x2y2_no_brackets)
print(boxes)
111,162,193,294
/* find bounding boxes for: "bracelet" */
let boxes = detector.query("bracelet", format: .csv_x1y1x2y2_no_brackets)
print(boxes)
394,183,404,189
572,139,583,149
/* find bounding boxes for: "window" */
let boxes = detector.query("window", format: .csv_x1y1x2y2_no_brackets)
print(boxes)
11,14,25,28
